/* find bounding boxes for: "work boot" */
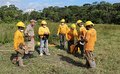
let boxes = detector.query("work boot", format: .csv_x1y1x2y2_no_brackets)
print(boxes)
85,59,90,68
12,57,17,64
89,59,96,68
60,45,64,50
18,57,26,67
44,48,50,56
22,54,29,59
39,53,43,56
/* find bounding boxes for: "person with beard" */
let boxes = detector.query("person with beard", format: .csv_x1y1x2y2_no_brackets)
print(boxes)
24,19,36,58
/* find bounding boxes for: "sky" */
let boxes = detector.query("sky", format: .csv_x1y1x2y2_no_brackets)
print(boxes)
0,0,120,11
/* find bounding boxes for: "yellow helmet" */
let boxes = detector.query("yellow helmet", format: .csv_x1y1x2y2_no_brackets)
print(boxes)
41,20,47,25
71,24,76,29
37,42,40,46
77,20,82,24
60,19,65,23
16,21,25,27
85,21,94,27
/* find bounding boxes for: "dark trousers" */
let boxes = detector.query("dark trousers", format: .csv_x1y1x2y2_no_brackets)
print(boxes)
59,34,66,49
79,44,84,56
77,40,85,56
68,40,74,53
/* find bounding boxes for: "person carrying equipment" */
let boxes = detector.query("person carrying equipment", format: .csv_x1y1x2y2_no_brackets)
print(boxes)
66,24,78,53
13,21,28,67
38,20,50,56
57,19,69,50
76,20,87,56
24,19,36,58
84,21,97,68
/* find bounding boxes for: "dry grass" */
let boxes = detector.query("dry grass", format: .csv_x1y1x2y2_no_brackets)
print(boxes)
0,22,120,74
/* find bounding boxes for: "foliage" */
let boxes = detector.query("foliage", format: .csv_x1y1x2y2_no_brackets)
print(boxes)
0,1,120,24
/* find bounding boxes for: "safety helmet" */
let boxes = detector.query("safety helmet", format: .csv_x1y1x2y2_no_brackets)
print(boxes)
37,42,40,46
85,21,94,27
41,20,47,25
16,21,25,27
60,19,65,23
76,20,82,24
71,24,76,29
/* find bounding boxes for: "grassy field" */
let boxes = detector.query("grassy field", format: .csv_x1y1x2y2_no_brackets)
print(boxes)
0,22,120,74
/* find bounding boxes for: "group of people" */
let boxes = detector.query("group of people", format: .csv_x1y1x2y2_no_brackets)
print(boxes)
13,19,97,68
57,19,97,68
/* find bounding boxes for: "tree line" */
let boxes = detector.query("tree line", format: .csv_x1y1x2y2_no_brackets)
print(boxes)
0,1,120,24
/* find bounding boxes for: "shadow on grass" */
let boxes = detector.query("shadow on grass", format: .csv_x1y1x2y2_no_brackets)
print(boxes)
73,52,84,59
55,45,60,49
58,54,85,67
35,45,40,54
55,45,68,53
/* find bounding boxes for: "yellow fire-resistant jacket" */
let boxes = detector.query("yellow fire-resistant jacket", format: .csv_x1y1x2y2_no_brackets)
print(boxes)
38,26,50,38
57,24,69,35
78,26,87,40
85,28,97,51
14,30,24,50
66,28,78,41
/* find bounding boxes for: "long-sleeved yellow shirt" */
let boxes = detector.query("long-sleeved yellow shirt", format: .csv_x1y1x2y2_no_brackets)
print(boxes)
78,26,87,40
57,24,69,35
85,28,97,51
66,28,78,41
38,26,50,38
14,30,24,50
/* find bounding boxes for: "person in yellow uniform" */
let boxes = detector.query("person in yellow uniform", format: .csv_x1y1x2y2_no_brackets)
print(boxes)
84,21,97,68
66,24,78,53
57,19,69,50
13,21,28,67
38,20,50,56
76,20,87,56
